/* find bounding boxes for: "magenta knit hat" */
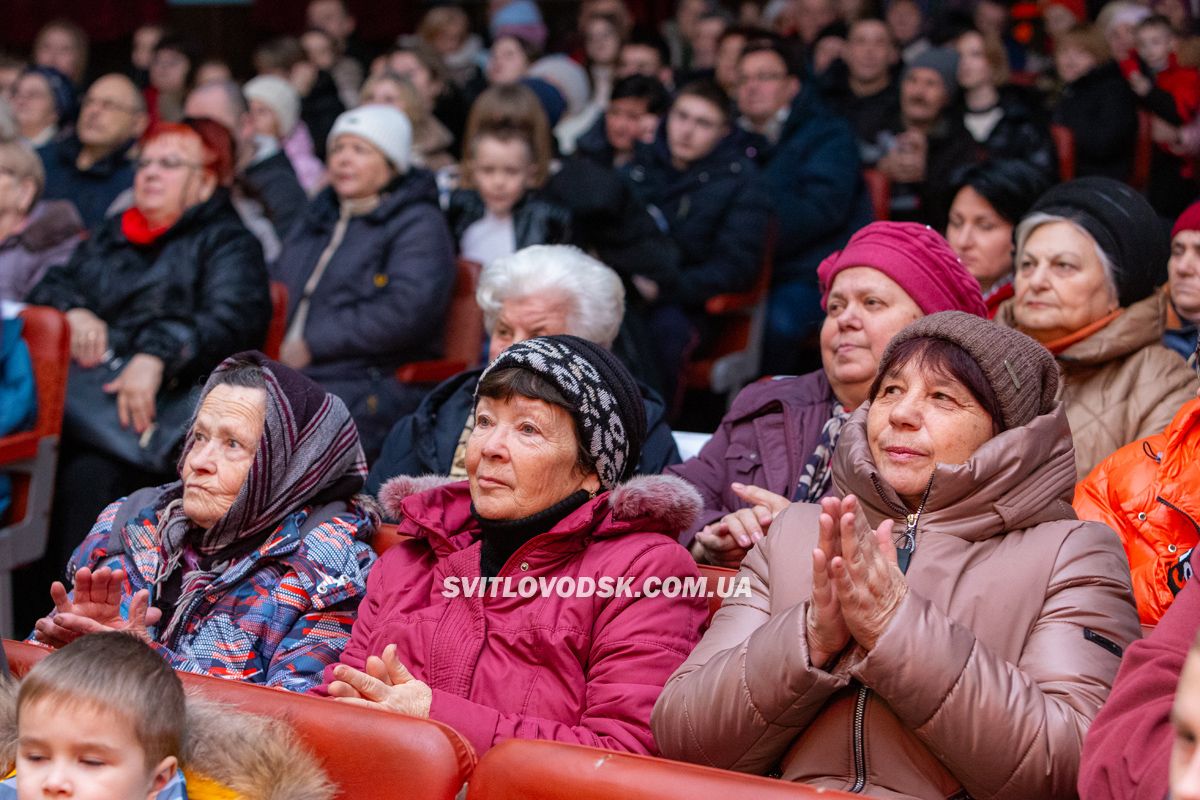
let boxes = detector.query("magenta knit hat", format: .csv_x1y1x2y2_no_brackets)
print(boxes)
818,221,987,317
1173,200,1200,240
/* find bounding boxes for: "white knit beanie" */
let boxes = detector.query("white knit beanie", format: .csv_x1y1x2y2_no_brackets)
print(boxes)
243,75,300,138
327,104,413,174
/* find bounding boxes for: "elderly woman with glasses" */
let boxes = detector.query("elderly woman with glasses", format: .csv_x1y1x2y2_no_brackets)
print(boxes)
24,118,270,609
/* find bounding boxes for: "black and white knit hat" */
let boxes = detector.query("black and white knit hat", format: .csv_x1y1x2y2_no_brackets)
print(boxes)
476,335,647,489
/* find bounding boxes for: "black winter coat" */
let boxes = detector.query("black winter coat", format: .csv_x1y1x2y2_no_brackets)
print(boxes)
28,188,270,384
445,189,572,251
1053,62,1139,182
961,87,1058,180
365,367,681,501
623,131,771,308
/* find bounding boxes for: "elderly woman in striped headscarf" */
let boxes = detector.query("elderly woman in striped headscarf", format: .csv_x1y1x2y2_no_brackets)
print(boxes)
29,351,378,693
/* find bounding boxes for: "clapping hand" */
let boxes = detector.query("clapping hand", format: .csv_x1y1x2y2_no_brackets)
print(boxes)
33,566,161,647
328,644,433,718
691,483,790,568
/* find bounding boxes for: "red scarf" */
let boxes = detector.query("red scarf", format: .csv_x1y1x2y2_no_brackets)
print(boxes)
120,207,173,246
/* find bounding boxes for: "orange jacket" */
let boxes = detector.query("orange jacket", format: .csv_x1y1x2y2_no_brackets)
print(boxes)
1075,397,1200,625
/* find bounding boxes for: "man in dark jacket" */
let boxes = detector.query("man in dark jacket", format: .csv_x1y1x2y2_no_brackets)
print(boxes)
823,18,902,165
624,79,771,399
734,40,872,375
39,74,147,230
576,74,671,169
184,81,308,257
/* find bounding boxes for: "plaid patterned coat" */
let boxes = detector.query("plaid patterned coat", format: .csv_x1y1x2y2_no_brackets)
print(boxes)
58,495,377,693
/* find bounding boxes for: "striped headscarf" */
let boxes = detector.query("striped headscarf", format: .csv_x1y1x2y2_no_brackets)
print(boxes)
154,351,367,640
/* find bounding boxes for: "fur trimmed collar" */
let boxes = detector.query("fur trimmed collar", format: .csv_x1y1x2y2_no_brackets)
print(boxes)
379,473,703,536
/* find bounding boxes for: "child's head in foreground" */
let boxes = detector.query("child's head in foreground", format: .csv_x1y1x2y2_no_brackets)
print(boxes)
15,633,184,800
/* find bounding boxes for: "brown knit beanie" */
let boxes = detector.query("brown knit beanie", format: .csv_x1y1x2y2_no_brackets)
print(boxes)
879,311,1059,430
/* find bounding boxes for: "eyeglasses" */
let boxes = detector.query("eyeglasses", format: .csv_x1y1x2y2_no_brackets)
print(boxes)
736,71,789,86
82,96,139,115
135,156,203,172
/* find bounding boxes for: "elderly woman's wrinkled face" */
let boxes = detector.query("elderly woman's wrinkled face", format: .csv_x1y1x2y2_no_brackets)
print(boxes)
946,186,1014,292
134,133,217,227
329,133,395,200
467,394,599,519
820,267,923,410
488,292,574,362
11,73,57,139
1014,221,1119,344
867,357,994,505
181,384,267,530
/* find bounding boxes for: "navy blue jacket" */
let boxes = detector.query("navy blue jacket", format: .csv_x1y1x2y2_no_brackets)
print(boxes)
750,83,872,287
365,367,681,500
623,129,770,308
38,135,136,230
272,170,455,381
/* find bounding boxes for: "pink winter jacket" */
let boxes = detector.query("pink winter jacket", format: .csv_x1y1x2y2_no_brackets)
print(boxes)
283,122,327,196
314,474,707,756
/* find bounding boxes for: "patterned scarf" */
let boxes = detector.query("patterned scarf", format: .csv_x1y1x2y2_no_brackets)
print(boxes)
792,402,851,503
153,351,368,644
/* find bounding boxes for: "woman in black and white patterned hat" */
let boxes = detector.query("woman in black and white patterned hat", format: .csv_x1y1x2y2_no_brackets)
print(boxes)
314,335,708,758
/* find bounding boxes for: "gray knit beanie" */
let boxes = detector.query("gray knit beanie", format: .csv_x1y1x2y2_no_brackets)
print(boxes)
879,311,1059,430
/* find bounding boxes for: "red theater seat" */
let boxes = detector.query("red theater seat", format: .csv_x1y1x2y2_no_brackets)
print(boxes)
397,258,484,385
262,281,288,360
464,739,859,800
3,639,476,800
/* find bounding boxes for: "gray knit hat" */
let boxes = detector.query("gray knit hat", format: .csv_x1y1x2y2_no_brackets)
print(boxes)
879,311,1059,430
903,47,960,100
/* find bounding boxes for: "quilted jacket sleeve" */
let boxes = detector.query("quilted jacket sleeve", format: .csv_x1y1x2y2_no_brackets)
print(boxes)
852,522,1141,800
650,503,850,773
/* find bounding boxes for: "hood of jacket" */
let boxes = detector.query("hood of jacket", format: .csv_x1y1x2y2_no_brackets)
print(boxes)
303,168,440,230
378,474,703,557
0,678,333,800
833,401,1079,542
998,291,1166,369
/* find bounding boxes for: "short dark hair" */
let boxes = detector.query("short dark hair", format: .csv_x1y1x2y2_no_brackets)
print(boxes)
623,27,671,67
1137,13,1176,33
738,37,805,78
611,74,671,115
20,632,185,768
476,366,596,473
675,78,734,124
719,24,773,48
951,158,1052,225
869,337,1003,431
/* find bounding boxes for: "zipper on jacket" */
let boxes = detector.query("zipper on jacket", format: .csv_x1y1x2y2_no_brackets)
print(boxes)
849,685,869,793
869,472,934,575
1157,496,1200,536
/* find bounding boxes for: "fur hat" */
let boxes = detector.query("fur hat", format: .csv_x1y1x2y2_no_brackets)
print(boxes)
327,104,413,173
244,75,300,138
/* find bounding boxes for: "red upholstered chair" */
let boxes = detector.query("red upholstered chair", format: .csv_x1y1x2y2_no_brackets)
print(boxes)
2,639,476,800
262,281,288,360
0,307,69,637
373,521,411,557
397,258,484,385
682,223,777,408
862,168,891,221
1050,124,1076,182
464,739,859,800
697,563,737,628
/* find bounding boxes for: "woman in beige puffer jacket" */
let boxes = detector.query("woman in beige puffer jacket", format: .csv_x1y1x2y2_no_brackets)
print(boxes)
651,312,1141,800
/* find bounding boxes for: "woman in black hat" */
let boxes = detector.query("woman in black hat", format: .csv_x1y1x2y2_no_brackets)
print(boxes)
998,175,1197,477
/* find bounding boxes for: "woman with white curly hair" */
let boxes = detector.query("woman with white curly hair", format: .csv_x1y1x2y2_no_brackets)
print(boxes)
367,244,679,500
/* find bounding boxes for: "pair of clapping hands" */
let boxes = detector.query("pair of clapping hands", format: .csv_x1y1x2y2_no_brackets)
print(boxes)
692,488,910,670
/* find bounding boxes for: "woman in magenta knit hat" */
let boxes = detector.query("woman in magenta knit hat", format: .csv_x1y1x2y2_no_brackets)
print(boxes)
667,221,986,568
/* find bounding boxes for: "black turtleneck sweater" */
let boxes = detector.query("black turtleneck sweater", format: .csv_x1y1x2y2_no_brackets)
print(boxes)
475,489,592,578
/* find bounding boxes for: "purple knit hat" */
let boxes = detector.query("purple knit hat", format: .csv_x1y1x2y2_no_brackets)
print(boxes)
818,221,987,317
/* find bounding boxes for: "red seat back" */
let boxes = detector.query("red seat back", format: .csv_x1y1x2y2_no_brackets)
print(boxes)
397,258,484,384
373,521,410,557
263,281,288,360
464,739,859,800
861,168,891,221
697,564,737,628
3,640,475,800
1050,124,1076,182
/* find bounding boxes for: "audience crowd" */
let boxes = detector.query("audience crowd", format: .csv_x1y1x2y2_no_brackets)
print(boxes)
3,0,1200,797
